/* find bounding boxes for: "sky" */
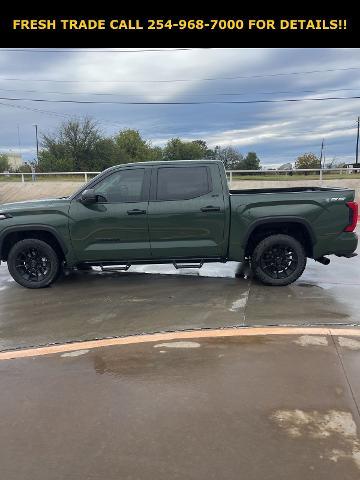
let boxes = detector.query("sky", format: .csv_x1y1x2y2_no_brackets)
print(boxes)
0,47,359,168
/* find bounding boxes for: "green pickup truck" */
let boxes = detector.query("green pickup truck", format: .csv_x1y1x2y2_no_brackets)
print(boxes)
0,160,358,288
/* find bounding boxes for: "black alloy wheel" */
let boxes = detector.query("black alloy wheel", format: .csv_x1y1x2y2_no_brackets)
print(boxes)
259,244,298,280
7,239,60,289
251,234,307,286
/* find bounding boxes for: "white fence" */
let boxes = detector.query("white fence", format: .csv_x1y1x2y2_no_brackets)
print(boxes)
226,167,358,187
0,171,101,183
0,167,358,188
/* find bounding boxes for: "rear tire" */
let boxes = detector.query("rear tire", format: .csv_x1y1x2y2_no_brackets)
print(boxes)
7,239,60,289
251,234,306,286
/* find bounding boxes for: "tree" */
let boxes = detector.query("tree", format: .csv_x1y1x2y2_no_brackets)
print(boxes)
324,158,347,169
39,117,103,171
163,138,214,160
0,154,9,172
213,146,244,169
242,152,261,170
114,129,160,163
36,117,262,172
213,147,261,170
191,140,215,159
294,153,320,170
92,138,118,171
38,146,74,172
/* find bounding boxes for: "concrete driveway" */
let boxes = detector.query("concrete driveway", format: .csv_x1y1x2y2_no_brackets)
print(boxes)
1,232,360,479
0,241,359,351
1,330,360,480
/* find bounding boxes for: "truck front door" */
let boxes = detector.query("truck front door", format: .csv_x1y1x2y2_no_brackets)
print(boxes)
148,164,227,259
69,167,151,263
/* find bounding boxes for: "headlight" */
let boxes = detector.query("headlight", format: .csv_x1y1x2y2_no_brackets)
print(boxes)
0,213,10,220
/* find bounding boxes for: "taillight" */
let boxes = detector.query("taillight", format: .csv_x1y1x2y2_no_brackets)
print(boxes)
344,201,358,232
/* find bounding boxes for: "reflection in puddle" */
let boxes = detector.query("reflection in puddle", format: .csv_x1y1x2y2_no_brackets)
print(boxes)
154,341,201,349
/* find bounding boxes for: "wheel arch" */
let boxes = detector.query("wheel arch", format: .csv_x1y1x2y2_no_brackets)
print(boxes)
0,225,67,262
243,217,315,258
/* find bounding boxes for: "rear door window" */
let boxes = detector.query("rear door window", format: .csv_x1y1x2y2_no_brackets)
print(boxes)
156,166,211,201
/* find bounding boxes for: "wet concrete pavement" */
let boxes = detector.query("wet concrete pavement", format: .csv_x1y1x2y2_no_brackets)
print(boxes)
1,332,360,479
1,235,360,479
0,236,360,350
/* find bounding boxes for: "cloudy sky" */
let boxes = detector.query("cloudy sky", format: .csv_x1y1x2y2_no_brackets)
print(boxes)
0,47,359,167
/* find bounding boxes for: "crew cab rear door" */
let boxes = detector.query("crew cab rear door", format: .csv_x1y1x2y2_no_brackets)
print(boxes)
148,163,227,259
69,167,151,262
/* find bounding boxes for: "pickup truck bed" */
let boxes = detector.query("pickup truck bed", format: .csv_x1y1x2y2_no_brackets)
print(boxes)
228,185,357,265
230,186,348,194
0,160,357,288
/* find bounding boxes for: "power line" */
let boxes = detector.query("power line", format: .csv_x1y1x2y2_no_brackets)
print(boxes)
1,95,360,105
1,86,360,98
2,100,356,135
0,48,203,53
0,98,357,138
1,98,354,122
1,99,357,129
0,101,132,129
1,66,360,84
0,101,71,118
0,101,356,143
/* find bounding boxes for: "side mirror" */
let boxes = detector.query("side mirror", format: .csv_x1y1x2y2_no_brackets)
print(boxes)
80,189,98,204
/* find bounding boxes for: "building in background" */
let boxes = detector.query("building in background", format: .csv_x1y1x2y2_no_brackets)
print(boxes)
279,162,293,170
346,162,360,173
1,152,23,170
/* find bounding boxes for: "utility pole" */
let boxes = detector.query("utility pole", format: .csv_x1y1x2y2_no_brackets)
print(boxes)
319,139,325,167
319,139,324,184
356,116,359,165
33,124,39,162
17,124,22,157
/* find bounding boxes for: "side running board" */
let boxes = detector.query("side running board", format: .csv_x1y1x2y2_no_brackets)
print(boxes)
173,260,204,269
100,264,131,272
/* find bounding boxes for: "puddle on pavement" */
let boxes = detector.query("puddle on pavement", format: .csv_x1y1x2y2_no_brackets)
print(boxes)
338,337,360,350
271,409,360,470
61,349,89,357
293,335,329,347
154,341,201,349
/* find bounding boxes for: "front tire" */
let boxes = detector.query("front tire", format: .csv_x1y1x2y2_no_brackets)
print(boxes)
7,239,60,289
251,234,306,286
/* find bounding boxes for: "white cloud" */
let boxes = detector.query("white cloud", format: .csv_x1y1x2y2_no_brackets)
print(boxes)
0,47,359,165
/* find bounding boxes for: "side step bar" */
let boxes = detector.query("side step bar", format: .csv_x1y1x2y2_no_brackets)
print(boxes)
95,258,210,272
173,260,204,269
100,264,131,272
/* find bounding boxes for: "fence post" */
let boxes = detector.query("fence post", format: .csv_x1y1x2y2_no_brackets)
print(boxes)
21,173,24,183
229,171,233,188
84,172,88,183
